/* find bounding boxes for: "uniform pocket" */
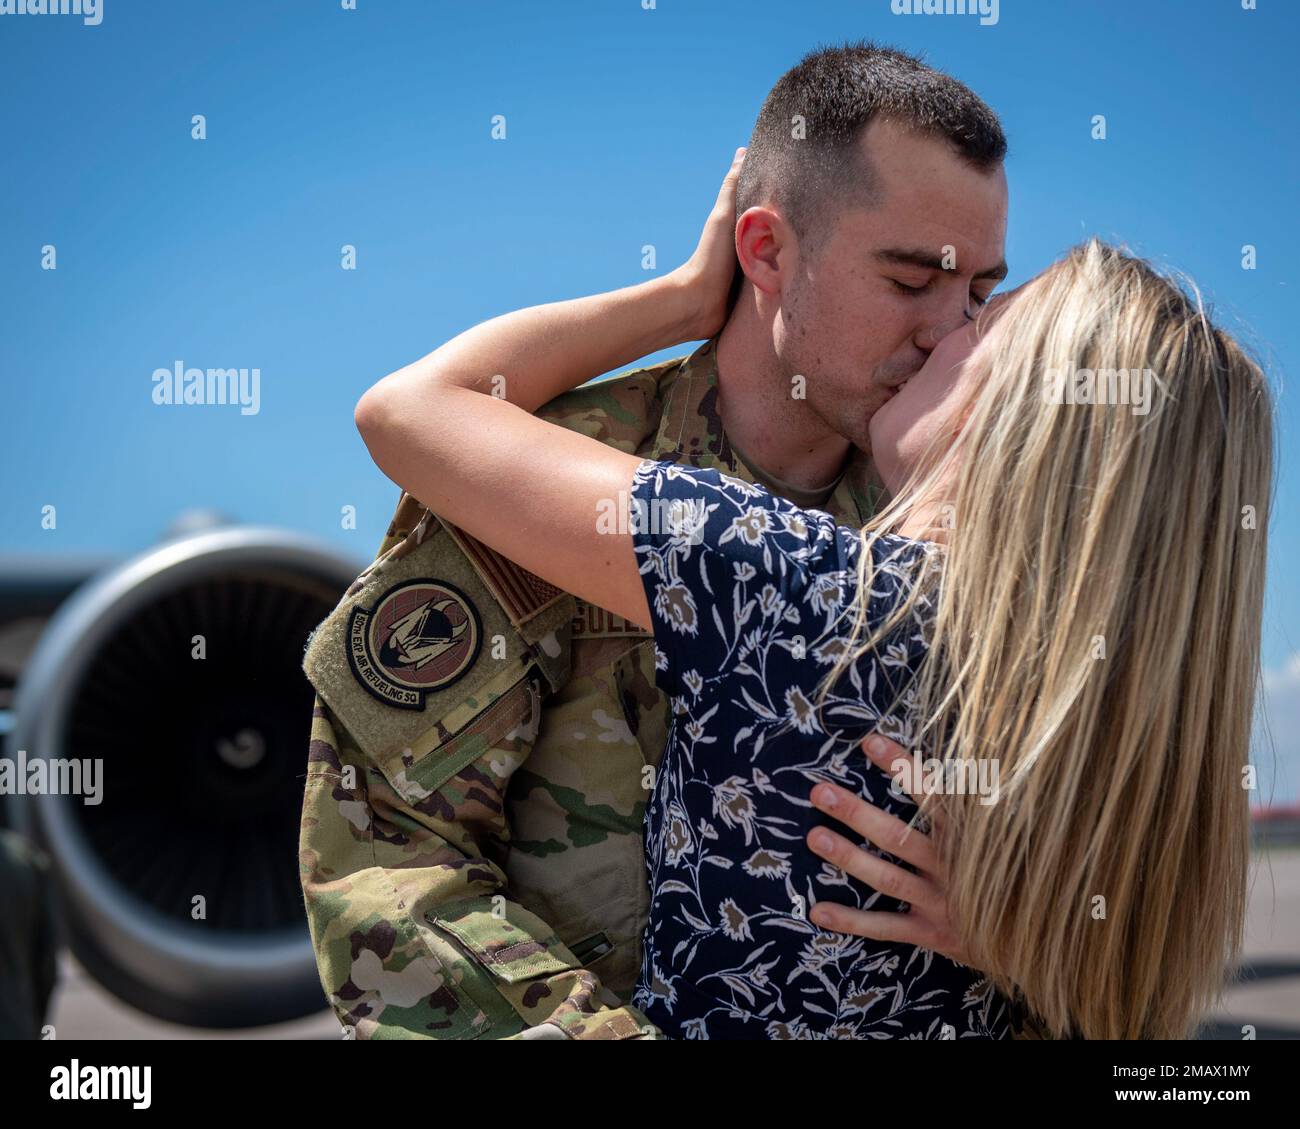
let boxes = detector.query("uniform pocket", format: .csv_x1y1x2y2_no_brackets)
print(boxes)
431,897,578,982
420,895,587,1034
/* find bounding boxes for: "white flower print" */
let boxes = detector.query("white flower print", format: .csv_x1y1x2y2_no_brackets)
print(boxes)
808,571,850,617
664,495,714,553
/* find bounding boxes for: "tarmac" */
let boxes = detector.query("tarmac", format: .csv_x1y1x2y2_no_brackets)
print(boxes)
43,845,1300,1040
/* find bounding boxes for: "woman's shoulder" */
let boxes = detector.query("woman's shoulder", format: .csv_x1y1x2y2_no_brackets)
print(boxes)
631,458,934,605
632,460,839,567
630,460,938,699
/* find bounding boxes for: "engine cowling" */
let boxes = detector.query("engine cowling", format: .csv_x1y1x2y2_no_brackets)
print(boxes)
7,527,358,1028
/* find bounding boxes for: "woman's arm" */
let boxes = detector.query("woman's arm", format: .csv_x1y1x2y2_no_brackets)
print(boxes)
361,273,703,417
355,150,745,631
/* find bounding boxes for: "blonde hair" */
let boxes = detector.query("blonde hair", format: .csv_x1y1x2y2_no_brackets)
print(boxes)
829,240,1274,1039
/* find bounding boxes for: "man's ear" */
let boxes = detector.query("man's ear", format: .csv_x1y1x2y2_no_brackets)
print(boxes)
735,205,791,297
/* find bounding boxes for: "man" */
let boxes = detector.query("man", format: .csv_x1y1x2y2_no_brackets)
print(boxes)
297,41,1008,1039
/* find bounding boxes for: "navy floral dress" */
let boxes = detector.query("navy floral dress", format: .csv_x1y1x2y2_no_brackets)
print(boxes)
627,460,1011,1040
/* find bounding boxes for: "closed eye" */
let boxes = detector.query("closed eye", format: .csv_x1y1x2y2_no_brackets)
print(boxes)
893,276,999,309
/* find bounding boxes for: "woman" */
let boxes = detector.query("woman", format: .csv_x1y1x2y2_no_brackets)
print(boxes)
355,158,1273,1040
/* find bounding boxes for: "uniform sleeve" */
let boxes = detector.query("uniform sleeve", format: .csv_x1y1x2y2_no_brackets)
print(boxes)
300,693,656,1041
629,459,862,701
299,495,658,1041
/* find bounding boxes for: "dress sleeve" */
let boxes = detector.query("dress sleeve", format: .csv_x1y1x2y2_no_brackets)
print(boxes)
628,459,862,700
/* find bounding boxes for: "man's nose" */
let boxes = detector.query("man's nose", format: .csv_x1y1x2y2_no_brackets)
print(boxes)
915,315,969,353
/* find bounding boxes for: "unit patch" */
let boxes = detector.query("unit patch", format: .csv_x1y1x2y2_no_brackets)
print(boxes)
347,579,481,709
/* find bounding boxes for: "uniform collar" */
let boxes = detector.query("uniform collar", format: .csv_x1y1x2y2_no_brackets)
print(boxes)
650,337,880,527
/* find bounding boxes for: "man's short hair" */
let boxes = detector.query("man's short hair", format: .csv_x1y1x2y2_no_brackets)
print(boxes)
737,42,1007,251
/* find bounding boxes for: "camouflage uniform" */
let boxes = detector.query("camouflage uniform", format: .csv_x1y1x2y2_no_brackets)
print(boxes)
297,337,879,1039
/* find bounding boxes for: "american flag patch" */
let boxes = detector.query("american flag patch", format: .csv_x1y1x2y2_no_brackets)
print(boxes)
443,523,567,628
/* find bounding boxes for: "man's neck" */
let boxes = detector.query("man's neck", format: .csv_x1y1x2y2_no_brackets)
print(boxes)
714,312,853,492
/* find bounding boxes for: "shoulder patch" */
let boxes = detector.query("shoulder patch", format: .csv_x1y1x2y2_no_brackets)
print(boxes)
304,518,573,777
347,579,482,709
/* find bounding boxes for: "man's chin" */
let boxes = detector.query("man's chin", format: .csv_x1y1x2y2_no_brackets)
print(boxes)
804,394,885,458
840,395,892,452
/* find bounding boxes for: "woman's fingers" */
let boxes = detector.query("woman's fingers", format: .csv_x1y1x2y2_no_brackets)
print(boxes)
696,148,745,263
808,889,972,968
804,833,970,966
807,901,944,952
805,824,942,916
803,733,973,968
808,779,939,875
714,146,746,211
862,733,918,798
674,148,747,341
862,733,946,836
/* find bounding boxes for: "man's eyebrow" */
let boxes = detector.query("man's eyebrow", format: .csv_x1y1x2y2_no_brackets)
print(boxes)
875,247,1009,282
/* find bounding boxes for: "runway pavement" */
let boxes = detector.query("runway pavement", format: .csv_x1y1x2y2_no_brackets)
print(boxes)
42,845,1300,1040
1201,843,1300,1039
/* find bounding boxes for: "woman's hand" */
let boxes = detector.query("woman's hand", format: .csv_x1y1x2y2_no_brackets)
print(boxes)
805,734,977,969
351,146,754,637
670,147,746,342
360,145,749,429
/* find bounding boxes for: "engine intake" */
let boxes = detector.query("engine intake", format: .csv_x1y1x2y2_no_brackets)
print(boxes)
7,528,358,1028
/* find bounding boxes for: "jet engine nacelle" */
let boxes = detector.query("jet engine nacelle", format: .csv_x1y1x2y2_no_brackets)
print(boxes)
7,527,358,1028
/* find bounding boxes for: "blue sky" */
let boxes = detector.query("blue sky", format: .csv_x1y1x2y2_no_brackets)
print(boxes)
1,0,1296,797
